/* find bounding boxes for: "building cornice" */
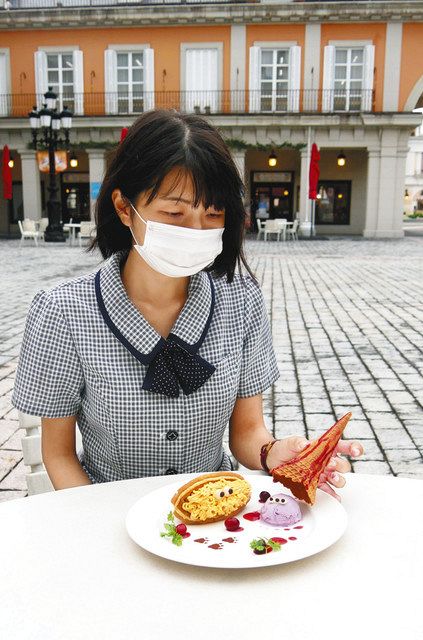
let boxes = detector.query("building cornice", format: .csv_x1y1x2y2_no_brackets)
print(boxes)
2,2,423,31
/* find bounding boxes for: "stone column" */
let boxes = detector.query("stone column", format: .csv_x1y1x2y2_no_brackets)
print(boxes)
87,148,106,221
20,149,42,221
363,149,381,238
299,147,312,236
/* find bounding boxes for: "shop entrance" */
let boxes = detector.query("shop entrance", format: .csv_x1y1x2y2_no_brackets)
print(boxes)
61,173,90,223
250,171,294,231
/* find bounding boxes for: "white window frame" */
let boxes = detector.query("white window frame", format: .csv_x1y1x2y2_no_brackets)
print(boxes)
180,42,223,114
35,45,84,115
0,48,11,116
323,40,374,113
105,44,154,115
249,41,301,113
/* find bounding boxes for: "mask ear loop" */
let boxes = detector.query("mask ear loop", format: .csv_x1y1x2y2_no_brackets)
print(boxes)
125,199,147,247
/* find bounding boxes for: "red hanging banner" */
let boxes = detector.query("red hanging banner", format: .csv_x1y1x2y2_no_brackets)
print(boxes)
308,143,320,200
2,145,12,200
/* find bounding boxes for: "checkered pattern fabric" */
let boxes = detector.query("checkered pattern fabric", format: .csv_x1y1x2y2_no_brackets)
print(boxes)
11,250,280,483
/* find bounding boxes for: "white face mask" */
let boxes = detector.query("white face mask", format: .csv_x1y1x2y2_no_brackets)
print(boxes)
128,202,224,278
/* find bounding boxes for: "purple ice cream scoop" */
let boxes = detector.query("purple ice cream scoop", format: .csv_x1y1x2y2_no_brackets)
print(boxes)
260,493,302,526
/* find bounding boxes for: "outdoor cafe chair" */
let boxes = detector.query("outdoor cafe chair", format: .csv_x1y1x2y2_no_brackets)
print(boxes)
256,219,266,241
78,221,96,247
18,219,43,247
37,217,49,241
286,219,299,241
19,410,83,496
264,219,283,241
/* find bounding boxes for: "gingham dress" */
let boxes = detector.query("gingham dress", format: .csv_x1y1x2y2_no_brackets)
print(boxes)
11,250,280,484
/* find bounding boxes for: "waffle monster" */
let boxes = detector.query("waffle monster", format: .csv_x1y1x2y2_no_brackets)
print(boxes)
171,472,252,524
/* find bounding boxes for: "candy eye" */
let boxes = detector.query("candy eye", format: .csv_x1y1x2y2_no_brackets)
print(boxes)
215,489,226,499
275,498,280,503
280,498,286,504
269,497,274,503
223,486,234,497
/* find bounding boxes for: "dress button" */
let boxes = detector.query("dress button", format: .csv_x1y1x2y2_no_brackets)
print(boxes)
165,468,178,475
166,430,179,441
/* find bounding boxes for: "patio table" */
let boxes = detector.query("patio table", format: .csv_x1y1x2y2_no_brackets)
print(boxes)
62,222,81,246
0,472,421,640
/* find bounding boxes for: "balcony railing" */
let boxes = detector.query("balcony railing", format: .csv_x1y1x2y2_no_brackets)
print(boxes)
0,89,375,119
4,0,256,7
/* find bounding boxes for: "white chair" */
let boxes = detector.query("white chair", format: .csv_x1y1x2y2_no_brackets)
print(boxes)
18,219,42,246
286,219,299,241
256,219,266,240
38,217,49,240
274,218,288,241
264,219,283,241
78,221,96,247
19,411,83,496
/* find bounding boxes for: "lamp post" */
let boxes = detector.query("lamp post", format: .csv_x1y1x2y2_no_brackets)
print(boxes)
28,87,73,242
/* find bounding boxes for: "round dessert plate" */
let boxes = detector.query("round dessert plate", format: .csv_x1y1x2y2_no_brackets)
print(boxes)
125,474,348,569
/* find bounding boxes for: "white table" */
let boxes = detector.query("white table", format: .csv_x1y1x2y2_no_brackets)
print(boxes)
0,473,421,640
62,222,81,246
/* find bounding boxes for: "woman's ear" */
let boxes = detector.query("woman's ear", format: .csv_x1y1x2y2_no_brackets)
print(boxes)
112,189,132,228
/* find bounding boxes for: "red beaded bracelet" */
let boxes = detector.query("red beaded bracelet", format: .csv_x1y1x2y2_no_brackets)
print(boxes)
260,439,278,474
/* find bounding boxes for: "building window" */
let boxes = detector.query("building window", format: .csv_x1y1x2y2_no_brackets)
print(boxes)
104,47,154,115
116,52,144,114
46,53,75,113
315,181,351,225
333,48,364,112
322,44,374,113
249,45,301,113
34,49,84,115
260,49,289,112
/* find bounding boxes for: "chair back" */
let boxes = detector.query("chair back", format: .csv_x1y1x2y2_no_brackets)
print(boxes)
275,219,287,230
292,219,299,232
38,218,49,233
257,219,263,232
265,219,278,232
80,221,96,236
19,410,84,496
18,220,24,234
22,218,36,232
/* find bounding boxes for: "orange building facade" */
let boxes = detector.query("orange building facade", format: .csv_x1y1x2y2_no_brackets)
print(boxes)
1,1,422,238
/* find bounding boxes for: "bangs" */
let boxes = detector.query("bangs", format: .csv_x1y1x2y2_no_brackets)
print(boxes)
143,156,229,213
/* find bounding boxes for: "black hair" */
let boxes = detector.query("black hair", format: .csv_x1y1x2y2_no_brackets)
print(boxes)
87,109,255,283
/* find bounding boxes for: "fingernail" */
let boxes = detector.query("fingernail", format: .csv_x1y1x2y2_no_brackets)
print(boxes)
329,457,337,468
352,446,361,456
331,472,339,481
297,439,308,450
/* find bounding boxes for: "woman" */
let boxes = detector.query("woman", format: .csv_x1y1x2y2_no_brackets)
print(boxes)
11,109,363,495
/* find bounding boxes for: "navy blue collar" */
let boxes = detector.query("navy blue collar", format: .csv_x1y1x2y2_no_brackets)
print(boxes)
95,251,215,366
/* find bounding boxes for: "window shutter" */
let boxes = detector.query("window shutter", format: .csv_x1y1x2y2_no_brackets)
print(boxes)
34,51,48,110
288,45,301,112
322,45,335,112
144,47,155,112
362,44,375,112
249,46,261,113
73,50,84,115
0,53,8,116
104,49,118,115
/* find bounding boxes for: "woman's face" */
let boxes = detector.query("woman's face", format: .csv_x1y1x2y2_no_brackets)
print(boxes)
114,167,225,247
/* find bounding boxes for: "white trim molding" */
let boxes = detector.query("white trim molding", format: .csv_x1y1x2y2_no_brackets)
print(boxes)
383,23,403,112
230,25,246,111
404,75,423,112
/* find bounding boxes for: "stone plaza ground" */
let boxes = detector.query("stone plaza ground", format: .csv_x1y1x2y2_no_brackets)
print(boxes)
0,232,422,502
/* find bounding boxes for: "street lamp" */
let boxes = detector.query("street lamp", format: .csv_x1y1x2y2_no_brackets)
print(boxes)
28,87,73,242
337,150,346,167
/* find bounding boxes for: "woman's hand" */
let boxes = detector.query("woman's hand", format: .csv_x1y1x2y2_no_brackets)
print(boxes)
265,436,365,502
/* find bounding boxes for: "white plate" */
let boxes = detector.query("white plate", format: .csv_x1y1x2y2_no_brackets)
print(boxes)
125,474,347,569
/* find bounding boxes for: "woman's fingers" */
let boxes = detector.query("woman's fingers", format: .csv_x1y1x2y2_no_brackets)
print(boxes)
319,469,346,489
318,481,342,502
336,439,364,458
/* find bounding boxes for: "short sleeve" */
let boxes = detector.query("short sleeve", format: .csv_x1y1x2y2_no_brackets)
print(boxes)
237,278,280,397
11,290,85,417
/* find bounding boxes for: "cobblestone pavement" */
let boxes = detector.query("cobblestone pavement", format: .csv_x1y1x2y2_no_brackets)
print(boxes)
1,235,422,502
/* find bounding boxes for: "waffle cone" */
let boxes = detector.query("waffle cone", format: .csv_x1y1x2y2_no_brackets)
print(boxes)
271,412,352,505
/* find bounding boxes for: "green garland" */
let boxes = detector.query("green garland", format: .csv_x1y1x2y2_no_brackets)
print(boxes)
28,138,306,152
222,137,306,152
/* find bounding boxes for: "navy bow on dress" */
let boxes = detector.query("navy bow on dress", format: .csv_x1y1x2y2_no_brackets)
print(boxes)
142,336,215,398
95,270,216,398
